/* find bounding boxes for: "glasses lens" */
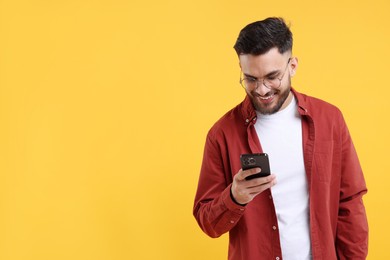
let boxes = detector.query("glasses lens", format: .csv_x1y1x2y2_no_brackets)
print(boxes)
263,78,280,89
241,78,256,89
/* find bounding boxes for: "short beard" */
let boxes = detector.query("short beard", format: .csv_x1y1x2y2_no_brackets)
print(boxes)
249,85,291,115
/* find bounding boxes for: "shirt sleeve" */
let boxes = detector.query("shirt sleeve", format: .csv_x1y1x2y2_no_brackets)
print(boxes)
336,113,369,259
193,132,246,238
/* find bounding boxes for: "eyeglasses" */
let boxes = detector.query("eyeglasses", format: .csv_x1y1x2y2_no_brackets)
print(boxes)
239,58,291,90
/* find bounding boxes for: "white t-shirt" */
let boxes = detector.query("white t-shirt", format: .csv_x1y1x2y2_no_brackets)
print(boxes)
254,96,311,260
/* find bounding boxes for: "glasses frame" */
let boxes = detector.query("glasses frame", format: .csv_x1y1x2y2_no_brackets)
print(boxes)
239,57,292,90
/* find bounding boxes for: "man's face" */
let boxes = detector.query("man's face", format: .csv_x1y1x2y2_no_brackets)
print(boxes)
239,47,297,115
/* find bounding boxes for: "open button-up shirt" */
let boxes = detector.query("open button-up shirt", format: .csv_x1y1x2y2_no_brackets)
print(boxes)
193,89,368,260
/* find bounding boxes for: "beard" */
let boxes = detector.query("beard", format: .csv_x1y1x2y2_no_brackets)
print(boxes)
248,79,292,115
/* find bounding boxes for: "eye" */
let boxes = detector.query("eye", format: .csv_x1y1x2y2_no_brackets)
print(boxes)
245,77,257,82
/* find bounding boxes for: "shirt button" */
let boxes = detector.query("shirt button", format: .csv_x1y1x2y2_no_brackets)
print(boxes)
272,226,277,230
276,257,280,260
245,119,249,123
230,220,235,224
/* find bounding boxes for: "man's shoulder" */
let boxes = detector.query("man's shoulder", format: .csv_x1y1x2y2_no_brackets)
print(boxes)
295,91,342,116
207,99,249,138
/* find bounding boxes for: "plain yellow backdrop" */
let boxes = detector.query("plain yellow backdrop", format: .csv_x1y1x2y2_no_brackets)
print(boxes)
0,0,389,259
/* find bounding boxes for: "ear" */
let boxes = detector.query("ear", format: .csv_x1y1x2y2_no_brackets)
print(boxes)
290,57,298,77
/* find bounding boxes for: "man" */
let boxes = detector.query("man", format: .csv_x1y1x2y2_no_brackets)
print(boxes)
193,17,368,260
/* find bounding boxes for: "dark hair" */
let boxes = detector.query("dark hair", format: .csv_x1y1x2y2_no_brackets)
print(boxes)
233,17,293,56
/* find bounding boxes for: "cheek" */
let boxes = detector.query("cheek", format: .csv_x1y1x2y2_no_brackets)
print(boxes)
280,77,291,90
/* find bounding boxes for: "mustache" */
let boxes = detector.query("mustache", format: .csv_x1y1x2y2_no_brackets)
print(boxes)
250,89,278,97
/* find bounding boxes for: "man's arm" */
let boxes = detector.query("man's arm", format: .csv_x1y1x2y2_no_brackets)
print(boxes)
336,115,369,259
193,132,276,238
193,134,245,238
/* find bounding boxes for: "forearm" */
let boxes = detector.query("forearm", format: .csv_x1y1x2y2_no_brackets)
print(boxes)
336,193,368,259
193,184,246,238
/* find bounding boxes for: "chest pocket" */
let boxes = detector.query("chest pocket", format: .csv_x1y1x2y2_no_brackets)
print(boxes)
313,140,335,182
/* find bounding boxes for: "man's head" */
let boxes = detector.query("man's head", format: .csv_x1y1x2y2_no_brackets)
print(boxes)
234,17,293,56
234,17,297,115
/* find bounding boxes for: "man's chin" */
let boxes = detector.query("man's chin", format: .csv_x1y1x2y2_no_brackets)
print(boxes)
254,95,290,115
255,104,279,115
252,97,281,115
250,88,291,115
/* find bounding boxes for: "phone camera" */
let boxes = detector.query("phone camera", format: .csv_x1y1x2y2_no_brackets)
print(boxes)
244,157,256,166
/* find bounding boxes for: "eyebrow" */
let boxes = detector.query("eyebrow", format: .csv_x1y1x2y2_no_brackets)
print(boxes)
243,69,281,80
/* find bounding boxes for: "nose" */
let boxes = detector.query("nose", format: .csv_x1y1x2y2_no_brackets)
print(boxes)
255,81,271,96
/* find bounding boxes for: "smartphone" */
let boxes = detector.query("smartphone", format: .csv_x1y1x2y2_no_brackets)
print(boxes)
240,153,271,180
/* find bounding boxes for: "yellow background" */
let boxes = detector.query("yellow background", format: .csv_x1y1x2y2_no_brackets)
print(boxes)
0,0,389,259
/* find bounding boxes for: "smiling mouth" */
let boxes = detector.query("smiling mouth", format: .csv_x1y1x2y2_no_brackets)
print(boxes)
259,93,275,100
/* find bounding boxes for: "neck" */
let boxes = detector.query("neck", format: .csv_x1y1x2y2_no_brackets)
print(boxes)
279,90,293,112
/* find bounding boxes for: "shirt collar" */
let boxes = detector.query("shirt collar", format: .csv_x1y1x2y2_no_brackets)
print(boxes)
240,87,310,125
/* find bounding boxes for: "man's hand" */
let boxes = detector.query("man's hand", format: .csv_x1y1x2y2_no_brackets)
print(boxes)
231,168,277,205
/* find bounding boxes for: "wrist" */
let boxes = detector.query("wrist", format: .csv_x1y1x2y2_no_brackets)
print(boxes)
230,188,247,206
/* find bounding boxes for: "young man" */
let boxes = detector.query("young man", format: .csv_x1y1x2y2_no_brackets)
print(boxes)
193,17,368,260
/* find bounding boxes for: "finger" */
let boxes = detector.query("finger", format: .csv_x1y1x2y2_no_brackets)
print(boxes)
234,168,256,181
248,174,275,186
246,174,276,187
239,167,261,180
248,177,277,193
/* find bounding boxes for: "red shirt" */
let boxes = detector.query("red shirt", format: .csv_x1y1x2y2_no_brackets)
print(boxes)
193,89,368,260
